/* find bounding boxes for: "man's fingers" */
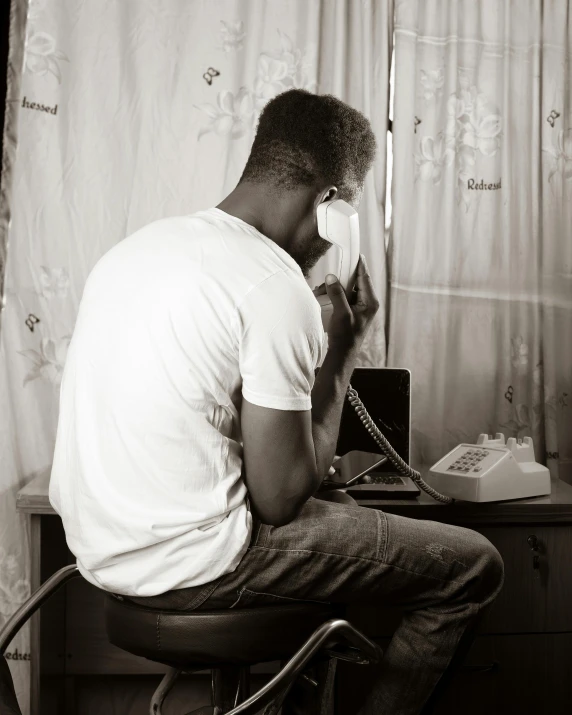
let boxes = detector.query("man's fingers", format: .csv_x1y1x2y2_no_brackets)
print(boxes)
312,283,327,296
324,275,352,316
355,254,369,278
324,274,346,296
353,254,376,299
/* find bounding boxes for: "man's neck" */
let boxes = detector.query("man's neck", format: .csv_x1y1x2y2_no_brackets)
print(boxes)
216,185,271,237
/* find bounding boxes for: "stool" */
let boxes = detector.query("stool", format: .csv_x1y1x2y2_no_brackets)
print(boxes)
0,565,383,715
105,592,383,714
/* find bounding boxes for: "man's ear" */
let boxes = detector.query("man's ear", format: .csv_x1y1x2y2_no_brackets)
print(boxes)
316,186,338,208
324,186,338,203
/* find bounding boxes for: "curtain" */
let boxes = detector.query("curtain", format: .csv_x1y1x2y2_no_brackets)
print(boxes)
0,0,392,710
388,0,571,480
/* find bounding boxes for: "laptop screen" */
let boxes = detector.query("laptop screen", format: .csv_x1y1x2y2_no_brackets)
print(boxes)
334,367,411,472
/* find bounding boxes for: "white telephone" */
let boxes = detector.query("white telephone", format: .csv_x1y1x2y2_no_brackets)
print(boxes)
315,201,551,505
427,434,551,502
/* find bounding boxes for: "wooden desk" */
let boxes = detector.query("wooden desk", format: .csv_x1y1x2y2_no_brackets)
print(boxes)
17,470,572,715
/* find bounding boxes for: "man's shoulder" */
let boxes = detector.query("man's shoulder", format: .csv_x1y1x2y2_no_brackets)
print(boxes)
244,267,315,305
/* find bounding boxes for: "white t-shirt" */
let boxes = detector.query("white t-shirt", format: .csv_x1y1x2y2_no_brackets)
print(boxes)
49,207,326,597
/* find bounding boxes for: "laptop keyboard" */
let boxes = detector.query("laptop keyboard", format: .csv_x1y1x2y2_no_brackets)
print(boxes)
369,474,405,485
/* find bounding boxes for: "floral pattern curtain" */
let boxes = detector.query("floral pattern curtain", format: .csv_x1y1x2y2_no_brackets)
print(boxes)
0,0,392,711
388,0,571,478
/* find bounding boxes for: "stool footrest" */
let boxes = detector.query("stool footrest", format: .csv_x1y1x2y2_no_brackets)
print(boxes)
223,618,382,715
321,644,372,665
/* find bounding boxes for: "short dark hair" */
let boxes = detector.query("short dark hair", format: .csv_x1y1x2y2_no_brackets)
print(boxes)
239,89,377,202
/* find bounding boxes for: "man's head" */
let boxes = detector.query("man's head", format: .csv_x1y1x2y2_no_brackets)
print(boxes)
218,89,377,277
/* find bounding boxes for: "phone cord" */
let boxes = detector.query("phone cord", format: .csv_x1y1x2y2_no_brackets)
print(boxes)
346,385,454,505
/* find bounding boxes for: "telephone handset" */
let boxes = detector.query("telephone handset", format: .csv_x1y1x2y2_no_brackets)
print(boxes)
316,199,453,504
316,199,361,333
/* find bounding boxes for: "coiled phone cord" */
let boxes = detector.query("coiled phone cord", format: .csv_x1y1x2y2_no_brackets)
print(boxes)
346,385,454,505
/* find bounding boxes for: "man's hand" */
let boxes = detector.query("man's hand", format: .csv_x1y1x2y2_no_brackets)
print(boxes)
313,254,380,351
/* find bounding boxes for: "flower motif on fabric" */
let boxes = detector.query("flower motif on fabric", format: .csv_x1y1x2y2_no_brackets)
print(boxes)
445,74,502,208
444,85,502,157
414,135,455,184
541,391,569,421
502,343,556,438
219,20,246,53
420,68,444,101
254,53,292,103
0,547,31,619
543,129,572,183
39,266,69,300
253,30,317,110
415,70,502,208
24,31,69,83
196,28,316,139
500,403,531,437
18,335,72,387
195,87,255,139
225,28,318,126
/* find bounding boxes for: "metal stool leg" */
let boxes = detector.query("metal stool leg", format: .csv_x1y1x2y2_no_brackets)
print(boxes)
212,666,250,712
259,682,294,715
258,660,294,715
149,666,181,715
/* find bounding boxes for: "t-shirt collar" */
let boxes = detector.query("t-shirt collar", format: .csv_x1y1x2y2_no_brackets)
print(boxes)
206,207,304,278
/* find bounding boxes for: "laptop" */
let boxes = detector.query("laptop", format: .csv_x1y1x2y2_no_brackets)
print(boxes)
332,367,419,499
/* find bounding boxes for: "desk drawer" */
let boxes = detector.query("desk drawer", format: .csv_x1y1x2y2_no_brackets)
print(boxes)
433,632,572,715
476,524,572,634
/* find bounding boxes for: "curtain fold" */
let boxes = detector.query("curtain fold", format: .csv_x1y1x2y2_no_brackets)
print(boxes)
0,1,391,710
312,0,393,365
0,2,32,714
389,0,571,479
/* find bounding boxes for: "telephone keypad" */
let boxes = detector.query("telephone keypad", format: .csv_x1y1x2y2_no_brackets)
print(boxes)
446,448,490,473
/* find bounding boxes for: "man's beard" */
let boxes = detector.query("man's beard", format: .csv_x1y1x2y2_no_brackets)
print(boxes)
291,235,332,279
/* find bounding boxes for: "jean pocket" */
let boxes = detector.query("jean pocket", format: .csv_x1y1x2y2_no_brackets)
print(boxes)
251,522,270,548
229,587,331,609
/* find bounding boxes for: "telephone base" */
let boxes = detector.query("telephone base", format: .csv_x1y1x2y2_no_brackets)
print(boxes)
427,434,551,503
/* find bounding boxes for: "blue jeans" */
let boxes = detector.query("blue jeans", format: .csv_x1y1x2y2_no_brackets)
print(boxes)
127,497,504,714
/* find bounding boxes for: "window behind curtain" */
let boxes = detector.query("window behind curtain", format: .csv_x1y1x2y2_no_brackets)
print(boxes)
384,44,395,249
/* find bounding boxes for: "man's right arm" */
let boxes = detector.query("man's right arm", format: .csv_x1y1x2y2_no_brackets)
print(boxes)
241,255,378,527
240,342,358,527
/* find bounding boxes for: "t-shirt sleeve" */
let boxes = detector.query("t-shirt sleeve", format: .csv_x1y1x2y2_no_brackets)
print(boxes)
237,270,325,411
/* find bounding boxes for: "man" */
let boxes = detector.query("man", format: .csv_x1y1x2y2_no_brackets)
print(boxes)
50,89,504,713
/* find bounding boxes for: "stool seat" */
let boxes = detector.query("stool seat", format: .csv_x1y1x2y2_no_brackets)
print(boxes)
104,593,344,669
